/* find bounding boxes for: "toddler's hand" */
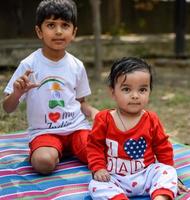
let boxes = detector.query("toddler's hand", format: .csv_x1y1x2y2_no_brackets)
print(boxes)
13,70,39,97
177,178,189,195
94,169,110,182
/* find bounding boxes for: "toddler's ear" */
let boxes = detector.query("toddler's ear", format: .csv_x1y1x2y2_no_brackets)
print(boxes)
109,87,115,99
35,26,43,40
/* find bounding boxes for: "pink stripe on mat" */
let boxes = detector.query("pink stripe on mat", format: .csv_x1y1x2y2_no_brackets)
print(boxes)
178,193,190,200
175,161,190,169
175,155,190,163
0,132,28,139
0,150,29,158
0,183,88,200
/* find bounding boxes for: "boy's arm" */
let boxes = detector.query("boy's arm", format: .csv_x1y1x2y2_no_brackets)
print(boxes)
77,97,99,120
3,70,39,113
3,93,22,113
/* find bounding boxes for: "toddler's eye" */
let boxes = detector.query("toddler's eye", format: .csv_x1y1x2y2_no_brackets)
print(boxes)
140,88,147,93
122,87,130,93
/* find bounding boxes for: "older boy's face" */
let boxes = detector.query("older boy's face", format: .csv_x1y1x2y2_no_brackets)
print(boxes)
35,16,77,53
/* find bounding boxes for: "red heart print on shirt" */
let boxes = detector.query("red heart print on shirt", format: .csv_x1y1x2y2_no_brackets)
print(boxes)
49,112,61,123
163,170,168,175
132,182,138,187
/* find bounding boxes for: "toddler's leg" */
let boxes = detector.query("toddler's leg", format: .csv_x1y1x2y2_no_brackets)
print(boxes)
149,163,178,200
89,176,128,200
70,130,90,163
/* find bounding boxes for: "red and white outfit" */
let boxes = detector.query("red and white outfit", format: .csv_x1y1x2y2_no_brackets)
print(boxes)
87,110,178,200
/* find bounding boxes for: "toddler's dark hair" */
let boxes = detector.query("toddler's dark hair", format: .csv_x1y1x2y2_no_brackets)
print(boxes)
107,57,153,90
36,0,77,28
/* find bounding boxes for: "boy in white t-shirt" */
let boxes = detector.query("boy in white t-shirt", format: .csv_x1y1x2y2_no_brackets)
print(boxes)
3,0,98,174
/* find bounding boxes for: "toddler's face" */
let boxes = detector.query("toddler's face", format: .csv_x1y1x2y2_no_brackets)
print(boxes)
111,70,151,115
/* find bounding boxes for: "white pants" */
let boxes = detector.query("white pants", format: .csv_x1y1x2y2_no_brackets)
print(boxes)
89,163,178,200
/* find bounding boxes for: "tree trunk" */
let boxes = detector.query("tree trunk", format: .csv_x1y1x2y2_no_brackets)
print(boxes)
13,0,24,36
89,0,102,80
108,0,121,27
174,0,186,58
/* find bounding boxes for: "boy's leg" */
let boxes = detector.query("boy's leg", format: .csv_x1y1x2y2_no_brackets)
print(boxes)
29,134,64,174
70,129,90,163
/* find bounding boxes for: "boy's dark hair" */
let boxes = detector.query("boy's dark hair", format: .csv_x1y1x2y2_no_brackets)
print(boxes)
36,0,77,28
107,57,153,90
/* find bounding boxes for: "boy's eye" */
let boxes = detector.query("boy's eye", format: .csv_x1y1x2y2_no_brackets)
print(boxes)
62,22,70,28
47,23,55,28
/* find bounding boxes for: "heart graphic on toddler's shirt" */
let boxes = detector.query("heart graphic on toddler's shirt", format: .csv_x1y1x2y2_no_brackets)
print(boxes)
49,112,61,123
124,137,147,159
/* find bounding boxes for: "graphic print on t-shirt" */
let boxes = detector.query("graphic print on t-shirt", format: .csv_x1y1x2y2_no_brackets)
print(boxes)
37,76,74,128
124,137,147,159
38,76,65,110
106,138,146,175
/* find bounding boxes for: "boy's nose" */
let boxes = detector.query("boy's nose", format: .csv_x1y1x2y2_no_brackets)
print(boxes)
55,26,62,34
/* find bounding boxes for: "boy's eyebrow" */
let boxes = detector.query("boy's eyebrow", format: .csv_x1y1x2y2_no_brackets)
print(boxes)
44,19,55,23
44,19,71,24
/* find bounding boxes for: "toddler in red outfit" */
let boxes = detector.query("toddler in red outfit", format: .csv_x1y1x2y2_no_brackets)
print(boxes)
87,57,178,200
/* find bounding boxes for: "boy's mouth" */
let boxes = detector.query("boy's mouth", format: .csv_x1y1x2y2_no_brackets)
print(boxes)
52,39,65,43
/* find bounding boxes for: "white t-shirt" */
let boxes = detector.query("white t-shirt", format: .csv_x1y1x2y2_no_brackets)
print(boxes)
4,49,91,141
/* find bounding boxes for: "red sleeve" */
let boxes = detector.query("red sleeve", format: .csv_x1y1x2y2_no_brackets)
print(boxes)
87,110,108,172
150,112,174,166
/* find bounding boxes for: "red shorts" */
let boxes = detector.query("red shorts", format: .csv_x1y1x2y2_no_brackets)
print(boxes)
29,129,90,163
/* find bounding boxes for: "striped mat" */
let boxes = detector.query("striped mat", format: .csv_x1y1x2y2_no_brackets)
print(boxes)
0,131,189,200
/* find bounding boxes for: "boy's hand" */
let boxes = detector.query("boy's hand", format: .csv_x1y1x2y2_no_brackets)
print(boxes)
94,169,110,182
13,70,39,97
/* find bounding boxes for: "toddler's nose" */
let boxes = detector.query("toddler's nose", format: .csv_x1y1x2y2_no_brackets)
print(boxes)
131,91,139,99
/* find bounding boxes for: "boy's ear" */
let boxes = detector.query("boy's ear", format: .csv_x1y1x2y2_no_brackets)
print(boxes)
72,27,78,40
35,26,43,40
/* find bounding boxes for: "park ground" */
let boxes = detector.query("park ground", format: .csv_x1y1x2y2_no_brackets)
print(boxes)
0,61,190,145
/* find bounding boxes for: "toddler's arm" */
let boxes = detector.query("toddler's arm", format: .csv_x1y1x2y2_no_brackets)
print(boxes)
3,70,39,113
